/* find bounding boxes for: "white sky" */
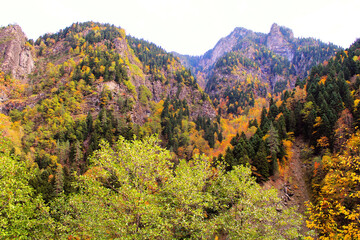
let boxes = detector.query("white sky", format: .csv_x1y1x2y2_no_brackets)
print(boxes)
1,0,359,55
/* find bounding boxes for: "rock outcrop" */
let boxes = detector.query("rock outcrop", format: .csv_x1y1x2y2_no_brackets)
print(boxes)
0,25,34,80
177,22,339,92
266,23,294,61
198,27,255,72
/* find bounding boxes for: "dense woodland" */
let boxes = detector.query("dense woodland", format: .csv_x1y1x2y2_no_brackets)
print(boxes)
1,21,360,239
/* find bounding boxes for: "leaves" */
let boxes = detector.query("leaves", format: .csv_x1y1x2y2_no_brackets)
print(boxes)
307,131,360,238
0,145,52,238
53,136,305,239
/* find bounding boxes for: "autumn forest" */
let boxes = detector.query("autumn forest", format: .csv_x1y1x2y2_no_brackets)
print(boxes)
1,21,360,239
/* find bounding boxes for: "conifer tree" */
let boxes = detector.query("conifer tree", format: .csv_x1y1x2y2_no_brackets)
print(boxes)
253,140,270,180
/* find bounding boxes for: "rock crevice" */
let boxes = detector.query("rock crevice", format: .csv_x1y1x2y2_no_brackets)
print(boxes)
0,25,34,80
266,23,294,62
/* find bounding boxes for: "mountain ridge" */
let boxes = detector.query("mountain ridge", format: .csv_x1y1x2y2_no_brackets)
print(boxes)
2,20,360,239
176,23,341,90
0,22,217,164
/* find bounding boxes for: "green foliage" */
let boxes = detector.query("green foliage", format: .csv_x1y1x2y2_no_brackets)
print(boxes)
215,51,258,74
161,97,190,152
254,46,294,75
224,101,289,180
223,85,256,114
138,85,152,105
36,22,126,49
195,116,221,148
273,79,288,94
128,36,178,74
297,42,358,151
72,44,129,84
175,68,197,87
124,80,137,96
0,144,52,238
293,39,340,77
51,136,304,239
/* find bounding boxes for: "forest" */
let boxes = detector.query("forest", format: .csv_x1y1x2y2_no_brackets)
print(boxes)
1,21,360,239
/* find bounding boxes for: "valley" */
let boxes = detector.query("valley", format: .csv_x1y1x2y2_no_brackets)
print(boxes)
0,21,360,239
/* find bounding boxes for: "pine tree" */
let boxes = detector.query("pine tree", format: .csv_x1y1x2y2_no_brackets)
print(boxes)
224,147,235,171
252,140,270,180
86,111,93,134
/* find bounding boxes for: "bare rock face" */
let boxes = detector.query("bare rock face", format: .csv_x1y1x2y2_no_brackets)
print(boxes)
266,23,294,62
0,25,34,80
198,27,253,71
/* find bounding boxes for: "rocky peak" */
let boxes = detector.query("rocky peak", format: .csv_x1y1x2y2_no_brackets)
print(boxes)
266,23,294,61
0,25,34,80
198,27,254,71
269,23,294,40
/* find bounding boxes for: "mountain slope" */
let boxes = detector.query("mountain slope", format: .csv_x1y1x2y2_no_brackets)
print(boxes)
180,23,340,85
2,20,360,238
0,22,217,173
177,23,341,118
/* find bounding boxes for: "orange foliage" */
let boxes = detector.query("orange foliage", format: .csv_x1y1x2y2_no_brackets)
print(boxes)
317,136,329,148
210,97,267,158
286,86,307,110
318,76,327,85
334,108,354,150
313,161,321,177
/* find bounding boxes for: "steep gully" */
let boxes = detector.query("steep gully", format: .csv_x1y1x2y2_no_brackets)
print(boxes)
263,137,312,233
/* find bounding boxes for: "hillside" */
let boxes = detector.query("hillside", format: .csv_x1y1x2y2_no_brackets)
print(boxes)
176,24,341,118
179,23,340,87
0,22,220,166
1,21,360,239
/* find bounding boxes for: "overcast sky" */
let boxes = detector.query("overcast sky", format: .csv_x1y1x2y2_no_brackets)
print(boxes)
1,0,359,55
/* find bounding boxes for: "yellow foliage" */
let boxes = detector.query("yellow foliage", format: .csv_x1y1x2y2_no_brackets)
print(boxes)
318,76,327,85
282,139,293,164
307,131,360,238
190,128,211,156
275,113,283,121
313,116,323,128
354,98,360,109
262,134,270,141
0,114,24,155
317,136,329,148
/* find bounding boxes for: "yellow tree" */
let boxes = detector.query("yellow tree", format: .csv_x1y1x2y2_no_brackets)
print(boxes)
307,131,360,239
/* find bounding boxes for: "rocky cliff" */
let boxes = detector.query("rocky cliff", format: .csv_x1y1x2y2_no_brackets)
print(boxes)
198,27,256,72
178,23,340,90
0,22,215,124
0,25,34,80
175,23,341,117
266,23,294,61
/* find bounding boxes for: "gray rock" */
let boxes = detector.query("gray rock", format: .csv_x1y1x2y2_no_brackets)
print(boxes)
0,25,34,80
266,23,294,62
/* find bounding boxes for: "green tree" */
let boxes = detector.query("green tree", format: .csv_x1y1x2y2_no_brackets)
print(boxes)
52,136,305,239
252,140,270,180
0,139,52,238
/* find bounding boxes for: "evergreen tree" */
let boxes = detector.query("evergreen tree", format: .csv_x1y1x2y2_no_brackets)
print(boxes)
86,111,93,134
253,140,270,180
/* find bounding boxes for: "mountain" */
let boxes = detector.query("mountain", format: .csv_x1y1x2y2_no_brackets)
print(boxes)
0,22,218,172
180,23,340,85
176,23,341,117
0,23,215,118
0,22,309,239
1,20,360,239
